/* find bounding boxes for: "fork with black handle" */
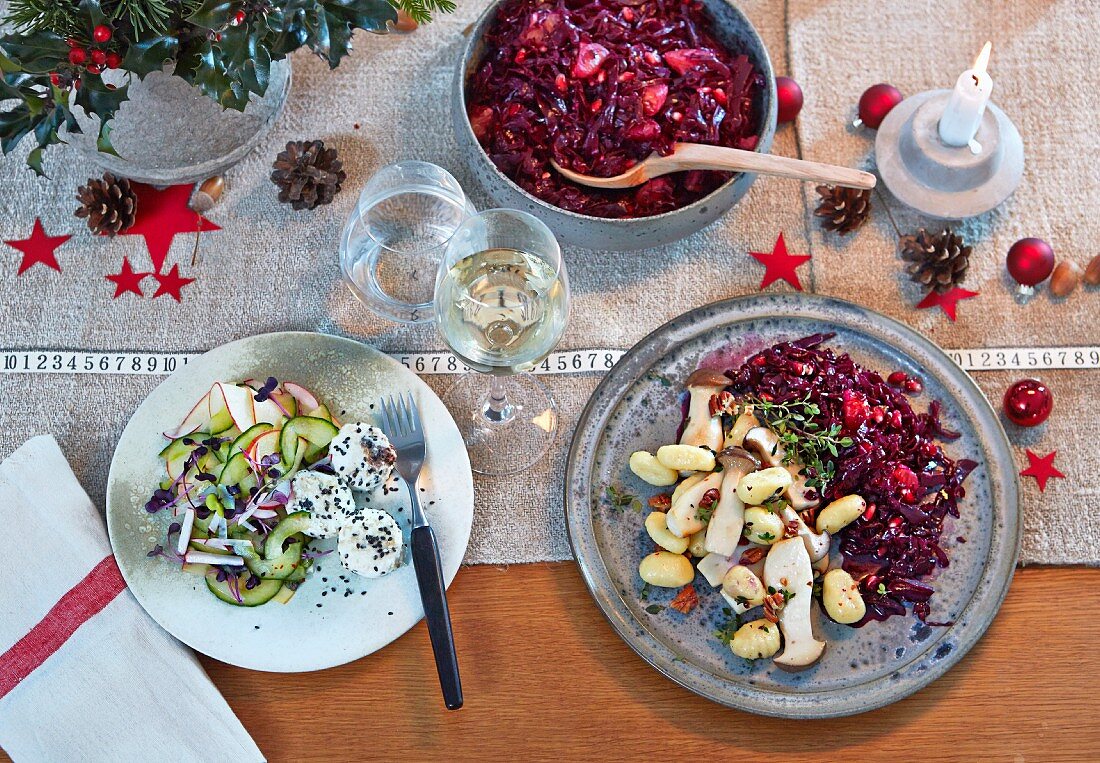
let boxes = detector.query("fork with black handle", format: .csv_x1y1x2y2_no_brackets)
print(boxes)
379,393,463,710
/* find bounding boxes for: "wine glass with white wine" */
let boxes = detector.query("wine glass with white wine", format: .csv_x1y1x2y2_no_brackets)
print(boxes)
434,209,569,476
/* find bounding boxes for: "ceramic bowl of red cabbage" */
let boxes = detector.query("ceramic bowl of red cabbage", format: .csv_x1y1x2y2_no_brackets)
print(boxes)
453,0,776,252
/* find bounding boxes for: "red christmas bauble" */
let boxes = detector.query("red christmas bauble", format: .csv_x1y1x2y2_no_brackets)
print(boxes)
1003,379,1053,427
90,49,107,65
105,51,122,69
92,25,112,43
775,76,803,124
857,83,903,129
1006,238,1055,288
68,47,87,65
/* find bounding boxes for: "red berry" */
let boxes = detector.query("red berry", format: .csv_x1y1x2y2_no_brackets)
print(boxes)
90,49,107,65
1002,379,1053,427
66,37,79,48
105,51,122,69
886,370,907,386
68,47,87,65
49,72,62,87
775,76,803,124
230,9,247,25
93,24,112,43
904,377,923,394
86,63,103,75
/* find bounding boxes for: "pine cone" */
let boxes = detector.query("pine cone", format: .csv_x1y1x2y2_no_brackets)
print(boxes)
814,184,871,235
270,140,346,210
74,172,138,236
900,228,972,294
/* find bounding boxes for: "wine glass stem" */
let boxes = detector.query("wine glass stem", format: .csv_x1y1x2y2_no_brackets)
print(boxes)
482,375,516,425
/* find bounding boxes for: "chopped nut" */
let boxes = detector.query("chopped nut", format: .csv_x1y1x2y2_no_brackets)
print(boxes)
647,493,672,510
669,584,699,614
739,546,766,565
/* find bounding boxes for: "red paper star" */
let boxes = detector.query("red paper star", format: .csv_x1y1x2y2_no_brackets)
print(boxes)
1019,449,1065,492
915,287,979,321
4,218,71,275
151,264,196,301
749,233,811,291
118,184,219,272
105,257,150,298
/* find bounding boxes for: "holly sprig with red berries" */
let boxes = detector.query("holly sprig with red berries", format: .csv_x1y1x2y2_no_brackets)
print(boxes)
0,0,453,174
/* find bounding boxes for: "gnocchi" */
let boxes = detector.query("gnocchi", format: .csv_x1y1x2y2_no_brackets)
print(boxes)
822,569,866,624
730,618,782,659
644,512,690,554
687,530,709,558
815,495,867,534
721,565,765,607
639,551,695,588
742,506,785,545
735,466,793,504
629,451,679,486
656,444,716,473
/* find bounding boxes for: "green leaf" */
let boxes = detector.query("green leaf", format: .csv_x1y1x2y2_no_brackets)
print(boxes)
0,103,35,154
186,0,236,29
0,31,69,73
644,604,664,615
96,119,118,155
122,36,180,78
25,146,44,175
78,0,110,33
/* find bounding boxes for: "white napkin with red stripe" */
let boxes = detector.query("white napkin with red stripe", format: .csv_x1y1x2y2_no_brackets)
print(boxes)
0,436,264,762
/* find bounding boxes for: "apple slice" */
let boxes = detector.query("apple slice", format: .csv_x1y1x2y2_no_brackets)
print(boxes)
248,429,281,463
283,382,320,413
253,397,285,426
168,390,212,438
212,382,256,431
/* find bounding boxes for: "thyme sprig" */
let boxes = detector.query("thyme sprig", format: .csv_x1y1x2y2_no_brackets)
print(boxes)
748,394,853,492
604,483,642,513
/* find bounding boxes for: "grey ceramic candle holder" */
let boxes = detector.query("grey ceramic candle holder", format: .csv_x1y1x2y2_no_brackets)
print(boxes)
875,89,1024,219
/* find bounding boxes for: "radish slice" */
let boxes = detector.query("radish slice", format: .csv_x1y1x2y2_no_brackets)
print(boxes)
251,508,279,520
177,508,196,555
167,390,212,438
284,381,320,412
185,551,244,566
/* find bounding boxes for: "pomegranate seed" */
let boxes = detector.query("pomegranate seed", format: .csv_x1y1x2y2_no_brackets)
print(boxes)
888,516,904,529
887,370,908,386
904,377,924,394
643,50,661,65
670,110,682,122
871,405,886,423
862,503,877,521
891,410,903,428
752,355,768,366
920,440,938,458
617,71,635,83
622,7,634,21
514,49,527,64
713,88,727,105
877,544,889,557
640,82,668,116
892,465,919,489
758,392,774,402
554,73,567,93
590,98,603,113
864,574,882,591
843,396,871,430
899,487,916,503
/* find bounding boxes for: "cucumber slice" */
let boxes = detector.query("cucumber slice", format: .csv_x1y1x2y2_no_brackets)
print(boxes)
271,390,298,418
209,407,235,434
264,511,312,558
230,423,275,458
278,417,339,472
205,569,282,606
161,433,211,481
307,404,333,423
219,451,251,487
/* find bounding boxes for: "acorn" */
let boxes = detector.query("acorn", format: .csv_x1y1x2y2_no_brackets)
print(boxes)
190,176,224,212
1084,254,1100,286
1049,261,1081,298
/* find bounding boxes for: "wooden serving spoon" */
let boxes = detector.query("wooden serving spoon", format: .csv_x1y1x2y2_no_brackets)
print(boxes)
551,142,876,190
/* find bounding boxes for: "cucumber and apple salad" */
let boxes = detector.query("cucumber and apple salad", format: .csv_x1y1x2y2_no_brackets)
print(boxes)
145,377,341,607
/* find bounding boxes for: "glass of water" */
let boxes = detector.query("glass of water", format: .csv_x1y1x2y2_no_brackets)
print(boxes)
340,161,475,323
434,209,570,476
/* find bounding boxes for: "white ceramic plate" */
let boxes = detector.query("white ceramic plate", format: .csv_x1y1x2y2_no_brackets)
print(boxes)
106,332,474,672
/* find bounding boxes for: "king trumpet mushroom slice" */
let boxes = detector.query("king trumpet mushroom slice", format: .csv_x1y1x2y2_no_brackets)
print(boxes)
779,505,830,562
704,447,759,556
725,409,760,448
763,536,826,671
671,472,707,504
679,368,730,452
741,426,819,511
666,471,723,537
697,552,737,587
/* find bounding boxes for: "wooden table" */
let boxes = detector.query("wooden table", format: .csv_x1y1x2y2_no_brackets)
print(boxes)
135,564,1099,761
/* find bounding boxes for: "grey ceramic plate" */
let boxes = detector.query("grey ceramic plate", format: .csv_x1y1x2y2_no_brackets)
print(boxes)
106,332,473,672
565,294,1020,718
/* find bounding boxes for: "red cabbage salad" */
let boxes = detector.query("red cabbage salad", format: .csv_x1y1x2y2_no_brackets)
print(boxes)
144,378,403,608
466,0,763,218
624,334,976,668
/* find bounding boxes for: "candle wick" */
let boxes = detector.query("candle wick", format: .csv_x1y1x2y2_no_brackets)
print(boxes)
971,74,980,86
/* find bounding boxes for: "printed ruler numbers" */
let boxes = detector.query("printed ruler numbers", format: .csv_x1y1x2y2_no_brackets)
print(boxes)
0,346,1097,377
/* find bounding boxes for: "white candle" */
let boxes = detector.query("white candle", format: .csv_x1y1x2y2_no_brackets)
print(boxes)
938,42,993,147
